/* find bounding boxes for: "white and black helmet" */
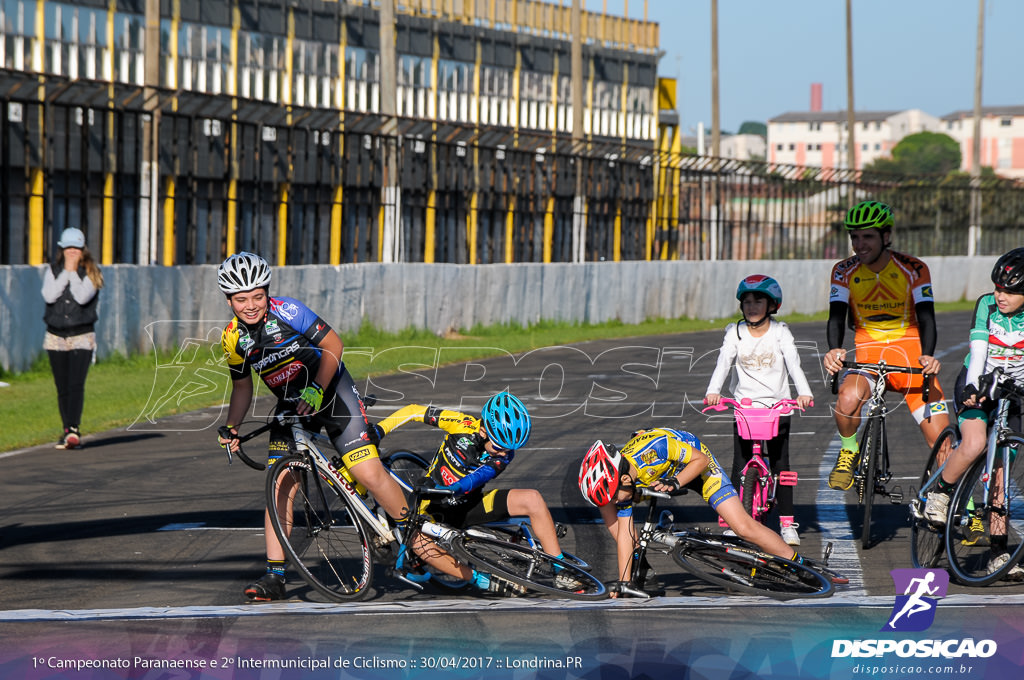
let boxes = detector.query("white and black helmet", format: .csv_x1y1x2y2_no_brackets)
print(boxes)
217,252,271,295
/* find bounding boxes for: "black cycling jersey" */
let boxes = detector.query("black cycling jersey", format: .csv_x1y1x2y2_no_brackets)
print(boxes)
221,296,337,397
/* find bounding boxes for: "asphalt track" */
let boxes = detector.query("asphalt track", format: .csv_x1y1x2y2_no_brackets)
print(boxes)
2,310,1023,679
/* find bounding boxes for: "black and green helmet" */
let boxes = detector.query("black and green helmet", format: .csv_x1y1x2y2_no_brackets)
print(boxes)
844,200,894,231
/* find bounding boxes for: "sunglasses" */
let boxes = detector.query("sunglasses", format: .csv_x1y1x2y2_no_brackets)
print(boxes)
481,428,509,454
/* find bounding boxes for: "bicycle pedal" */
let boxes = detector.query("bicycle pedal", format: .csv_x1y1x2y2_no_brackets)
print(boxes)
555,522,568,539
888,486,903,504
778,471,798,486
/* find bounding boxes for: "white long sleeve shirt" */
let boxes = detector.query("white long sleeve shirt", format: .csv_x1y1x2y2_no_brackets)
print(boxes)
705,320,813,404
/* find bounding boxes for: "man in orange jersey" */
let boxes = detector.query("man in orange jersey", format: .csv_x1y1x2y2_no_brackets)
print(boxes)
822,201,951,490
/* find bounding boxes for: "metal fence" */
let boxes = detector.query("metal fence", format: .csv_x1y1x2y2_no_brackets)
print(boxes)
2,77,1023,266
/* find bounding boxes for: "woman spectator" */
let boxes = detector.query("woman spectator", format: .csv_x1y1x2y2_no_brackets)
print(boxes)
42,227,103,449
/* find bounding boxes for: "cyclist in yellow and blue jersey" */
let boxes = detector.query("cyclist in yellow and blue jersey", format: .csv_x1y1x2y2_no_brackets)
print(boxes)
375,393,583,594
214,252,409,601
578,427,804,595
823,201,951,491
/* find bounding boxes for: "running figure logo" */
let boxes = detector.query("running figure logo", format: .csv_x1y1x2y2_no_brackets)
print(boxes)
883,568,949,632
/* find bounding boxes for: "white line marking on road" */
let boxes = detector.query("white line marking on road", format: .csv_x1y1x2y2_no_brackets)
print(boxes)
0,592,1018,623
816,434,866,596
157,523,261,532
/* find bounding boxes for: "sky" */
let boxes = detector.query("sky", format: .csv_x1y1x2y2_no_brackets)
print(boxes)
600,0,1023,135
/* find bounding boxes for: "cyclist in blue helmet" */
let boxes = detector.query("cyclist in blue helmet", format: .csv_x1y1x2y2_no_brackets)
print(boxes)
375,392,582,594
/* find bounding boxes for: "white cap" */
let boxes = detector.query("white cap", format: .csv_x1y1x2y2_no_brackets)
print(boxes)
57,227,86,249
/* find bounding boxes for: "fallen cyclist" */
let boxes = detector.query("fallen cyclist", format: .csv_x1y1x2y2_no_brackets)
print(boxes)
578,427,813,597
375,392,584,595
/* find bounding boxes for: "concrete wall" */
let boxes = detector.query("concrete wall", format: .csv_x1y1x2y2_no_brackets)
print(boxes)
0,256,997,374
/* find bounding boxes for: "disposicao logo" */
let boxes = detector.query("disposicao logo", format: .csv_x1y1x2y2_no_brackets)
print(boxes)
884,568,947,632
831,568,997,660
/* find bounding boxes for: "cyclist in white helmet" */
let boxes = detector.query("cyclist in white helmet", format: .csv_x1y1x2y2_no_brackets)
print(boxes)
215,252,409,601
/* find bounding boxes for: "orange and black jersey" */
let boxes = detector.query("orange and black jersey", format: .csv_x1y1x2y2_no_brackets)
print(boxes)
376,404,513,500
220,296,337,397
828,250,934,345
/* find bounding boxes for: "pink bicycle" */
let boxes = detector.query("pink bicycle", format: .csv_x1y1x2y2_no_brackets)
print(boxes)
702,398,809,526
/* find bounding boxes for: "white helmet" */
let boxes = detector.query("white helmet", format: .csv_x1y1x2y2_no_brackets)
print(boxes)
218,252,271,294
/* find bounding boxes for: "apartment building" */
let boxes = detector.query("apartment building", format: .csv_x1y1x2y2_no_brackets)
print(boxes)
767,109,942,170
942,106,1024,180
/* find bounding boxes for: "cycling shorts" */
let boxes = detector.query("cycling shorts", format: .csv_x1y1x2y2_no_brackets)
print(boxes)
953,365,1023,429
846,338,946,421
421,489,511,529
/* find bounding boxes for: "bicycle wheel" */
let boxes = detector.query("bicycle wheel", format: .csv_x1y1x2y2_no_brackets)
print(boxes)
1001,434,1024,576
948,434,1024,585
859,416,883,549
448,534,607,600
742,470,758,520
382,450,430,490
910,426,957,568
267,455,374,601
670,534,832,600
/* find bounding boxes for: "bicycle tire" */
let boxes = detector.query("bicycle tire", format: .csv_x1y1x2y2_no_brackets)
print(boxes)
1000,434,1024,578
947,434,1024,585
670,534,832,600
448,534,607,600
860,416,882,549
910,426,957,568
463,525,593,571
945,454,998,585
381,450,431,490
742,470,758,521
266,455,375,601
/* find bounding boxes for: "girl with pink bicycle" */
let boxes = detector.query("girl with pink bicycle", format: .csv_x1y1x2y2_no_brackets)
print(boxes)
705,275,814,546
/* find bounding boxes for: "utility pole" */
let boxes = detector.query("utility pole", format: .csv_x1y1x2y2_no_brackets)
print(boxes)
571,0,585,263
845,0,856,178
969,0,985,256
710,0,719,159
141,0,161,264
380,0,401,262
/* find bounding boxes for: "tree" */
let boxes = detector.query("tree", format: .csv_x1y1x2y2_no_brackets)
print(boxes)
738,121,767,137
864,131,962,176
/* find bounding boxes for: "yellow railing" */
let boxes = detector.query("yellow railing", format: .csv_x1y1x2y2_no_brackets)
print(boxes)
385,0,658,53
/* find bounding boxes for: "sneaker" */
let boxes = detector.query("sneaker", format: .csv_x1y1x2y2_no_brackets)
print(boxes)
723,529,737,538
66,427,81,449
923,491,950,525
486,574,526,597
244,573,286,601
781,523,801,547
828,449,859,491
986,553,1024,581
55,431,67,450
961,516,988,546
553,570,584,592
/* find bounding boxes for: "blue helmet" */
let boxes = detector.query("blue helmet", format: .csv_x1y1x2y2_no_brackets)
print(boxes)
480,393,531,451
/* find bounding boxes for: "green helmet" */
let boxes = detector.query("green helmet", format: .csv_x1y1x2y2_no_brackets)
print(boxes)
844,200,894,231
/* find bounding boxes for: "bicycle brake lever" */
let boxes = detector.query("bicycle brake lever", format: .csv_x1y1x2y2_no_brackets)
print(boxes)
217,425,237,465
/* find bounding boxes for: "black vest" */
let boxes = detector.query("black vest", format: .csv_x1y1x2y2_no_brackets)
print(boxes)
43,263,100,337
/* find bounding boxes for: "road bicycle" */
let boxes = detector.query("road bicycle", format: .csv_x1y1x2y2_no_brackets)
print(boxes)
222,408,606,601
908,424,957,569
701,398,805,526
383,449,594,574
830,360,932,549
942,369,1024,585
614,488,838,600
